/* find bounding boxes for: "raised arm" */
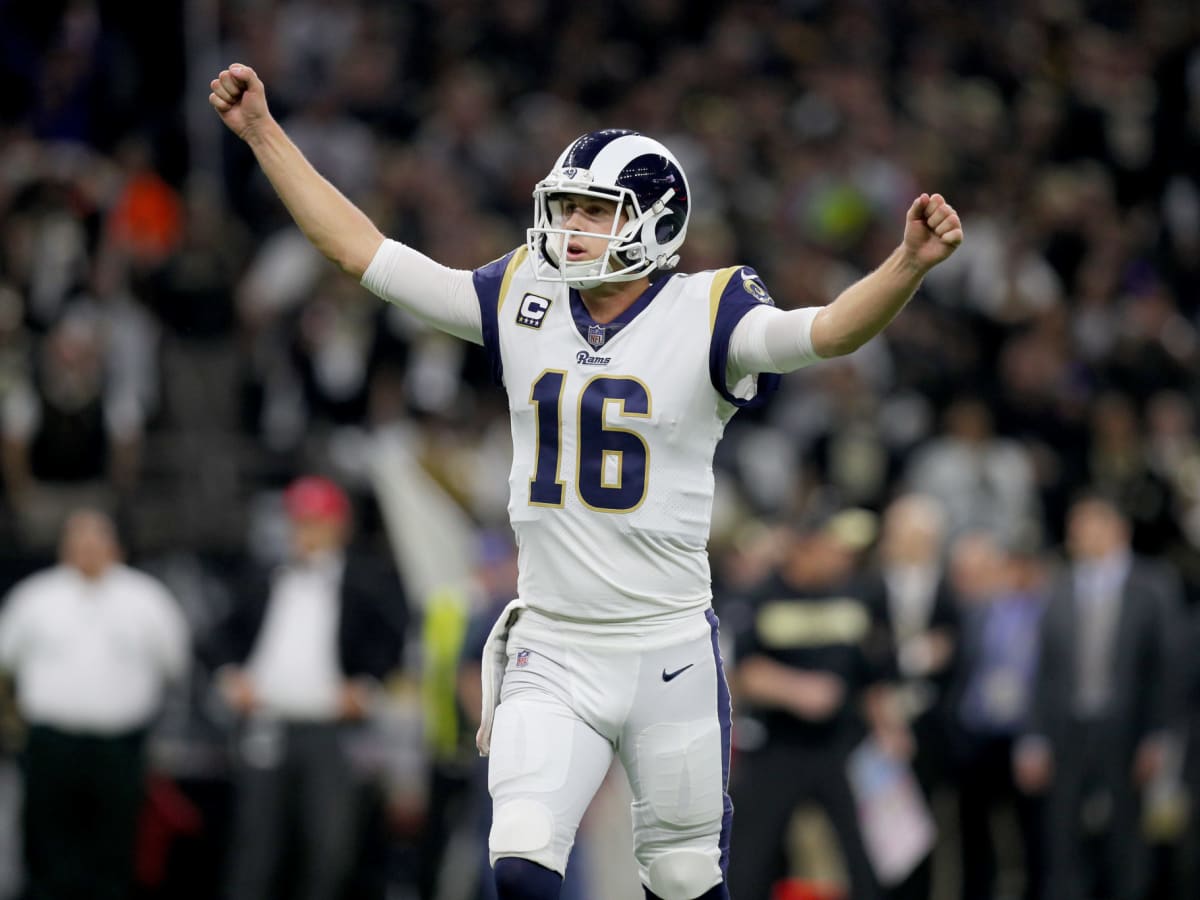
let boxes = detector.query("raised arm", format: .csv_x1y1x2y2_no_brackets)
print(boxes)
811,192,963,357
209,64,483,342
726,193,962,381
209,64,383,279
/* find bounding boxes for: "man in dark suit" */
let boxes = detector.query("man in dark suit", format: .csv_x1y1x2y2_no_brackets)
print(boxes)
1177,605,1200,900
209,476,408,900
1014,493,1181,900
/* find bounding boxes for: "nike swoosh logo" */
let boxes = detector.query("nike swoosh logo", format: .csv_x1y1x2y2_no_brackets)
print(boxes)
662,664,694,682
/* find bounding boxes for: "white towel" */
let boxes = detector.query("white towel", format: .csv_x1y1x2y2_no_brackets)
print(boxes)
476,598,526,756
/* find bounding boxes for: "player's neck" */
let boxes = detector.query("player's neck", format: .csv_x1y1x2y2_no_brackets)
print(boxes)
577,276,651,324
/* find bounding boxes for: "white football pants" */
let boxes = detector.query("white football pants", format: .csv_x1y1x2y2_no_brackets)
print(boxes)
486,608,732,896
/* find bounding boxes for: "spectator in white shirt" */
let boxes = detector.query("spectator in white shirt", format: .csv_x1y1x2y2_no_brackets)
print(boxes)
0,508,189,900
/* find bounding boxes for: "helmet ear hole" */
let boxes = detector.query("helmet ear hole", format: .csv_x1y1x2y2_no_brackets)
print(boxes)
654,208,681,244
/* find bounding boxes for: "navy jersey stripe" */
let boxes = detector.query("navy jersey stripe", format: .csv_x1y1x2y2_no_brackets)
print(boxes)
707,608,734,877
708,266,781,408
473,248,520,386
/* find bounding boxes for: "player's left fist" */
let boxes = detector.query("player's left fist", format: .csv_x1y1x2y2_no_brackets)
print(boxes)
903,193,963,272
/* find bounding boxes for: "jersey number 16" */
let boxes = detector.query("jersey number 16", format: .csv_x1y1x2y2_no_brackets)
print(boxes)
528,370,651,513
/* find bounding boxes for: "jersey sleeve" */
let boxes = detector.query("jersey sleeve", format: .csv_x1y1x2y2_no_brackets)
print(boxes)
472,247,528,386
707,266,782,407
360,239,483,343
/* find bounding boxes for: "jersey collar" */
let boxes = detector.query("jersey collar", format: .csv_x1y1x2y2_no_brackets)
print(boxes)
568,276,672,351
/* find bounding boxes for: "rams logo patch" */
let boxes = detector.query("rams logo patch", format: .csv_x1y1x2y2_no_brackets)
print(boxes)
516,293,553,328
742,274,774,306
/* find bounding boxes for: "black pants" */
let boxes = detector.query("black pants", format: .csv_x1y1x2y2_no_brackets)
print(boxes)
1174,730,1200,900
884,708,954,900
1043,719,1146,900
727,736,880,900
224,719,362,900
21,724,147,900
957,734,1044,900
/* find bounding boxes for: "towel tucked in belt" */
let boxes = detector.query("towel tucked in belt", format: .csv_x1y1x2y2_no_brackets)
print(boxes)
476,598,526,756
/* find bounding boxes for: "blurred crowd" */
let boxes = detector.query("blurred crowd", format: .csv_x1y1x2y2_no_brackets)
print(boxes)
0,0,1199,898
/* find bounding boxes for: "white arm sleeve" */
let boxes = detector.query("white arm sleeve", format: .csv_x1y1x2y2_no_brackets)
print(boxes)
360,239,484,344
726,304,824,385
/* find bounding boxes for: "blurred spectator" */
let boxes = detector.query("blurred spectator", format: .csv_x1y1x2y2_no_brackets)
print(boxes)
104,138,184,273
446,532,515,900
1178,604,1200,900
1,307,144,550
288,273,387,431
949,530,1047,900
863,493,958,900
207,476,407,900
727,509,905,900
147,189,248,437
0,284,32,427
904,395,1040,549
1084,391,1181,558
804,362,901,513
146,188,246,344
280,92,379,206
0,508,189,900
930,205,1063,327
2,176,94,331
1014,493,1182,900
1144,389,1200,601
710,518,786,642
451,532,589,900
69,249,162,429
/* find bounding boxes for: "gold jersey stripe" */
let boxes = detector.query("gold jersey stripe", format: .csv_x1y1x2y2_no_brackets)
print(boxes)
498,246,530,314
708,266,740,331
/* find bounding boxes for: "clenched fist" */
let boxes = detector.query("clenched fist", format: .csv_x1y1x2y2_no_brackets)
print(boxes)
902,192,964,273
209,63,272,142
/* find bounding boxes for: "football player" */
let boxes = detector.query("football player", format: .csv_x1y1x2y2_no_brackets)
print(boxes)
210,63,963,900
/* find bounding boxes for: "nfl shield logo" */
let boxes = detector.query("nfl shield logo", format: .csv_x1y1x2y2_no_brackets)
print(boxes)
587,324,606,348
515,649,531,668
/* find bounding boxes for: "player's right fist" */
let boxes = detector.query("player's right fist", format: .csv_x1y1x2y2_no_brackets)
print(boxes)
209,63,271,142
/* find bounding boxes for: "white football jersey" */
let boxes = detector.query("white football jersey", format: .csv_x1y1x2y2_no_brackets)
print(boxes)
474,248,779,632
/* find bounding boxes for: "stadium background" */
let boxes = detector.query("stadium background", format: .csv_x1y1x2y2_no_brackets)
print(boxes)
0,0,1199,898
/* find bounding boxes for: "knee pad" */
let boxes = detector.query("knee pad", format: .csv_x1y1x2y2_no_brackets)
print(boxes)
489,798,555,858
645,850,722,900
